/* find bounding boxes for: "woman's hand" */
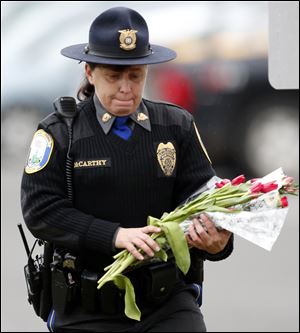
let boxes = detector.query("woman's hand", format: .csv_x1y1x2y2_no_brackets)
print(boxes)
114,226,161,260
186,213,232,254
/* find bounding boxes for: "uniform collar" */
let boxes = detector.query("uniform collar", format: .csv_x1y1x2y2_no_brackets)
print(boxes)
93,94,151,135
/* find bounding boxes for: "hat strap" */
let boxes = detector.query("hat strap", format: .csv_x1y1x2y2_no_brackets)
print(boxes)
84,44,153,59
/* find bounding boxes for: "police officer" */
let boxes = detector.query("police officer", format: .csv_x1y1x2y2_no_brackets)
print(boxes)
21,7,233,332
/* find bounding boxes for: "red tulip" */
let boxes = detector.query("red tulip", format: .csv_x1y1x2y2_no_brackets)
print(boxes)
282,176,294,186
281,196,288,207
231,175,246,185
261,182,278,193
215,182,224,188
250,182,263,193
282,176,298,194
215,179,230,188
222,179,231,184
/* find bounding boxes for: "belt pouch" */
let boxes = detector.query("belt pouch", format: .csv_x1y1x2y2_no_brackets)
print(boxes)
51,268,76,314
142,261,177,305
81,269,98,313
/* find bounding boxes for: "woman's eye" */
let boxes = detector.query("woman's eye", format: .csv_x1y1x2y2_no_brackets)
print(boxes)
109,75,119,80
130,74,142,81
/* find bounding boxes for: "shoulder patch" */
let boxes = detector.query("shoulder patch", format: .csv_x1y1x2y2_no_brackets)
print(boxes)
25,129,54,174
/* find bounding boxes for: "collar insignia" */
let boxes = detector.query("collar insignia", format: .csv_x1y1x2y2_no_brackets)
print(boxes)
102,113,112,123
118,29,138,51
157,142,176,176
137,112,148,121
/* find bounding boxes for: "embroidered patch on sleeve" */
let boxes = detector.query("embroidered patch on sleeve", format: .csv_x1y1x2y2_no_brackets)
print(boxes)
25,129,54,174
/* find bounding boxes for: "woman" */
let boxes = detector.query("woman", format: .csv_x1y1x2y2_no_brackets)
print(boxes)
21,6,233,332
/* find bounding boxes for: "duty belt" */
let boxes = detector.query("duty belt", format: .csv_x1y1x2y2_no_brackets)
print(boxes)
51,259,182,316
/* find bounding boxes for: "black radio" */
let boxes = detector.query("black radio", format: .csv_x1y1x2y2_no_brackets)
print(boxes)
18,224,53,321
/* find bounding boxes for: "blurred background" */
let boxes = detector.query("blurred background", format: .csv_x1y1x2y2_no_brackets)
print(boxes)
1,1,299,332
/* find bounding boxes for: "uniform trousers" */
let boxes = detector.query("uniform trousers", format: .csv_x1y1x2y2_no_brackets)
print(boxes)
48,289,207,332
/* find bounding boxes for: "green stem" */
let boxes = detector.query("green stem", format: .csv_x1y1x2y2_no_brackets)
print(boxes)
113,249,127,259
104,255,124,271
214,192,245,201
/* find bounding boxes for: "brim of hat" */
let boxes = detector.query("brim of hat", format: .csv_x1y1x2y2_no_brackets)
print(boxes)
61,43,176,65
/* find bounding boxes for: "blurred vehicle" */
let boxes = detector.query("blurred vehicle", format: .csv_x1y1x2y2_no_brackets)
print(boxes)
2,2,298,178
147,58,299,179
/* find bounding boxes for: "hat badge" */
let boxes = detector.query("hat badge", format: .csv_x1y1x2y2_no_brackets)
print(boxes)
118,29,138,51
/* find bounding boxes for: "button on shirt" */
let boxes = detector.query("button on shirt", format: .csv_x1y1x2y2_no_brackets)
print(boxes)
93,94,151,135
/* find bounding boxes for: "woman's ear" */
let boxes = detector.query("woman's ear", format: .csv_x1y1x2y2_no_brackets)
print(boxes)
85,63,94,85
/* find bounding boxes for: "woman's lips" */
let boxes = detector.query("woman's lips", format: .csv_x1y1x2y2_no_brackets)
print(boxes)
113,98,134,107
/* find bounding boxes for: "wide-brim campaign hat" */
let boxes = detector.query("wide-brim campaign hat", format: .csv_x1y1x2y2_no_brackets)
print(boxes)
61,7,177,65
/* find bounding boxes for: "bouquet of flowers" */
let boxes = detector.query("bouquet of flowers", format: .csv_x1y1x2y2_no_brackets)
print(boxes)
97,168,298,321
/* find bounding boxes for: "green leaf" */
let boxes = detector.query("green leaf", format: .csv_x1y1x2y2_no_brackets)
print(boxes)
161,212,169,219
205,205,235,213
154,247,168,262
186,199,215,214
147,216,161,226
160,222,190,274
237,183,251,192
155,236,167,246
108,274,141,321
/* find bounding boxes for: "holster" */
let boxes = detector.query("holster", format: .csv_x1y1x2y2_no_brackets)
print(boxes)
80,269,124,315
80,269,98,313
51,267,79,315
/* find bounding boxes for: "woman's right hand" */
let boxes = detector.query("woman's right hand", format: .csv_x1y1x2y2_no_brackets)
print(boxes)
114,226,161,260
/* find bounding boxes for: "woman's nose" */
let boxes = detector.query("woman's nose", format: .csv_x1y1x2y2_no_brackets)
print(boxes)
119,79,131,93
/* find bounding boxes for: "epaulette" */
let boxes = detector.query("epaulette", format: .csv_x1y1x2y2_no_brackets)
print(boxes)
38,113,68,150
39,112,61,129
143,98,186,111
143,98,193,131
39,98,88,129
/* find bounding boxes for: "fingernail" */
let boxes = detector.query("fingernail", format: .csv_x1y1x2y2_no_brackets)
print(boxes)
155,246,160,252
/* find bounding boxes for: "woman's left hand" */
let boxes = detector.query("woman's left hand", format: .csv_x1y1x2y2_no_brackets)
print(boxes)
186,213,232,254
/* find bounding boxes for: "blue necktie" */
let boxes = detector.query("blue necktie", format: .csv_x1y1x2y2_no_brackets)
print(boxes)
112,116,132,140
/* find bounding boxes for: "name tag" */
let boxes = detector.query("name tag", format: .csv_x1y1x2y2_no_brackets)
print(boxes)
74,159,111,168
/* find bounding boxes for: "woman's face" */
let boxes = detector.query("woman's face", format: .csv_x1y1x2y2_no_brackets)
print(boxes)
85,64,148,116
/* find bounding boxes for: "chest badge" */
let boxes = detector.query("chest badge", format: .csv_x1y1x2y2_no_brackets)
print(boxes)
156,142,176,176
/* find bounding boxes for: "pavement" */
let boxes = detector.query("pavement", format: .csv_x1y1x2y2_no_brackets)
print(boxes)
1,154,299,332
